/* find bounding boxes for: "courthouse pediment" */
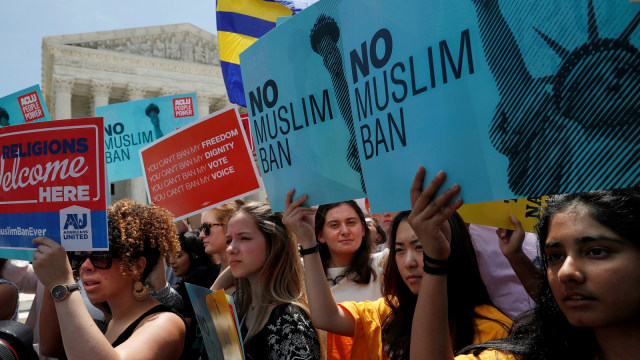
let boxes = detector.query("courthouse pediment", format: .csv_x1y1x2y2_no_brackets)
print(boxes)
44,23,219,65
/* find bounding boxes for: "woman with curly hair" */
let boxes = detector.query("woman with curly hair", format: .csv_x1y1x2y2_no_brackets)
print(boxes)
284,187,511,360
408,168,640,360
226,201,322,359
33,199,187,360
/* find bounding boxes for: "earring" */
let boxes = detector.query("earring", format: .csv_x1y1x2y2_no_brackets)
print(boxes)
132,280,148,301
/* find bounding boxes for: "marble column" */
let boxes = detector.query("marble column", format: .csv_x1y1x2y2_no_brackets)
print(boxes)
159,87,178,97
53,75,75,120
196,92,214,117
124,83,147,101
90,79,112,115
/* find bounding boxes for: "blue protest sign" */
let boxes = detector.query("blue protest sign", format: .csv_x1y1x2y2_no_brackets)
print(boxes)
242,0,640,212
340,0,640,211
96,93,199,182
0,85,51,126
241,0,366,212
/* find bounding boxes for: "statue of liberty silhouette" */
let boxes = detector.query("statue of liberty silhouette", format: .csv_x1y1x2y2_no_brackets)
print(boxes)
471,0,639,195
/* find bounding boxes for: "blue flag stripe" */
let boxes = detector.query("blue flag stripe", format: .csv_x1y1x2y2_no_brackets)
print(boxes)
217,11,276,39
220,61,247,107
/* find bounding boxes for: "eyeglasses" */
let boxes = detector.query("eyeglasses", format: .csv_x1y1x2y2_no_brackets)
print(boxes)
67,251,113,271
198,222,223,236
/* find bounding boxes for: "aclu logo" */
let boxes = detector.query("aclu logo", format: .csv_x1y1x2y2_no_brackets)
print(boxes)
173,97,194,118
17,91,45,122
59,205,92,251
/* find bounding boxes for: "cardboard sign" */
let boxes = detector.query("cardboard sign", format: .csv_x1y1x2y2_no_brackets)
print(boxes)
240,1,368,212
0,118,108,253
0,85,51,126
96,93,199,182
140,106,261,219
458,196,548,233
186,283,245,360
242,0,640,213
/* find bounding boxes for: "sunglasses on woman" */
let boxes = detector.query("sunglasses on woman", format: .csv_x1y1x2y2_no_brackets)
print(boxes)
198,222,223,236
67,251,113,271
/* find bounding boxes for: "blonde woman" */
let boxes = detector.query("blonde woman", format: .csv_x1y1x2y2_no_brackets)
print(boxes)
226,202,322,359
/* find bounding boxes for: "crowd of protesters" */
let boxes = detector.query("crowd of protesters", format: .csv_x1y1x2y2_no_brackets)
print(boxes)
0,164,635,360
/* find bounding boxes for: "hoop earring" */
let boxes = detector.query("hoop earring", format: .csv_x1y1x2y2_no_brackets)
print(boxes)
132,280,148,301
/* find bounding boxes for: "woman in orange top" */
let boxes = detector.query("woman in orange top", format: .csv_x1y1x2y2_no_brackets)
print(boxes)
284,188,511,360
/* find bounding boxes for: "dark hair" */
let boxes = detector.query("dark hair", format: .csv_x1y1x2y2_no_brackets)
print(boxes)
461,187,640,360
382,211,497,359
314,201,375,284
177,231,211,274
0,107,8,121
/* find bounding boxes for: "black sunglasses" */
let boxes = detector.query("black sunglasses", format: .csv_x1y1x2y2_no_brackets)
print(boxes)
67,251,113,271
198,222,223,236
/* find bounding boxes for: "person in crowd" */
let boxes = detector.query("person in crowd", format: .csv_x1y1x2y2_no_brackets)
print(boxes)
170,231,211,279
34,199,187,360
314,201,386,304
285,188,511,360
0,259,19,321
199,200,244,272
172,230,217,360
377,211,399,236
468,223,538,319
366,215,388,253
408,168,640,360
226,201,322,359
312,201,387,359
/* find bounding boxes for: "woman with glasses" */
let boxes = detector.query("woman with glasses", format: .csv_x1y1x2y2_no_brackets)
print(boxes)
199,200,244,272
33,199,187,360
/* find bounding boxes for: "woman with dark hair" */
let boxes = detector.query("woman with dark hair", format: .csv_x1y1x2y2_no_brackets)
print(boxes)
314,201,384,303
313,200,386,359
365,215,388,252
284,188,510,359
226,202,322,359
170,231,211,279
409,168,640,360
171,230,216,359
33,199,186,360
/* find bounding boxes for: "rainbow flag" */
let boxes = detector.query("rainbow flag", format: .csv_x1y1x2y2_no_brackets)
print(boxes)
216,0,293,107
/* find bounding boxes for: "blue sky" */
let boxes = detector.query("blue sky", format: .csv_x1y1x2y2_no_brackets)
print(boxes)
0,0,218,97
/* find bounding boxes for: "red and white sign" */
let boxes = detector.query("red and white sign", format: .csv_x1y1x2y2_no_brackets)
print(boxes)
173,97,195,118
17,91,45,122
0,118,109,251
140,107,261,219
0,118,106,212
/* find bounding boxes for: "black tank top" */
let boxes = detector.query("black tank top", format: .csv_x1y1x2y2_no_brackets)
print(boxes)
100,304,188,357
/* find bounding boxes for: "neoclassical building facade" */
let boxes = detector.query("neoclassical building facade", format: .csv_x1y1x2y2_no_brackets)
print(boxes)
42,23,232,205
